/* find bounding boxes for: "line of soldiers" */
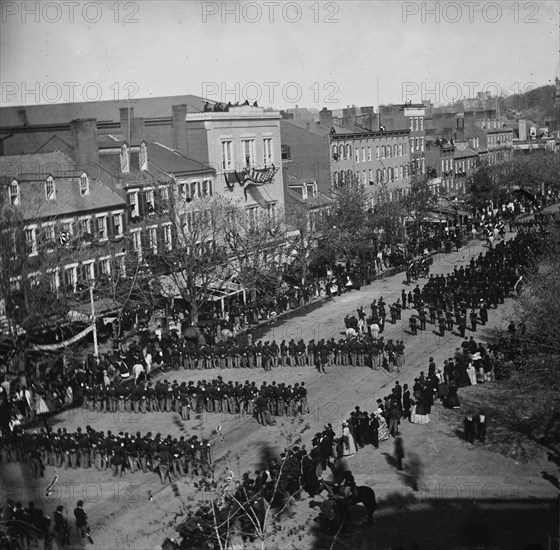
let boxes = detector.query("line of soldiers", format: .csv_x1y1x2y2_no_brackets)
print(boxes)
404,234,535,337
1,426,212,483
81,378,309,420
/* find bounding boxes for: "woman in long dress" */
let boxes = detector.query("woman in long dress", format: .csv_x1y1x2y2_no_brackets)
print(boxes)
410,398,430,424
341,422,357,457
466,362,477,386
376,412,390,442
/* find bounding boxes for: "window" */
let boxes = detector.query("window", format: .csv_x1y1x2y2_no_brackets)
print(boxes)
415,117,419,131
399,166,403,180
96,216,107,239
132,229,142,258
420,137,424,152
376,146,380,159
410,139,415,153
399,143,403,156
394,144,398,157
121,144,130,173
115,254,126,278
420,117,424,131
79,172,89,196
148,227,157,254
43,223,55,247
48,270,59,291
45,176,55,200
382,168,387,182
282,144,291,160
25,227,37,255
222,140,233,171
333,171,338,186
266,202,276,221
160,186,169,202
263,138,273,164
80,218,91,235
100,258,111,276
64,265,77,291
82,262,94,282
376,169,382,184
415,137,419,152
338,144,344,160
129,191,139,217
362,170,367,185
345,144,352,159
242,139,255,166
386,145,391,158
367,147,372,161
369,169,373,183
381,145,386,158
246,206,258,230
140,142,148,171
113,213,122,236
361,147,366,162
410,118,414,130
9,179,19,205
355,147,360,163
145,189,155,213
163,224,172,251
202,180,213,197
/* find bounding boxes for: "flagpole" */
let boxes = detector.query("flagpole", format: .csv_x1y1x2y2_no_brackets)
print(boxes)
90,284,98,358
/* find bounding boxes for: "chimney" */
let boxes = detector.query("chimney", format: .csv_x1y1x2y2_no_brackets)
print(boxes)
70,119,99,170
319,107,333,128
17,109,29,126
119,107,144,144
172,105,188,155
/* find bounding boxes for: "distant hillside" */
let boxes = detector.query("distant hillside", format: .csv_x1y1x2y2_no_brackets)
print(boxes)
503,84,557,123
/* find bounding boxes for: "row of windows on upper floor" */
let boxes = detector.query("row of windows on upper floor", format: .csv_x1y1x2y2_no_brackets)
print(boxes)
126,180,214,218
221,137,274,171
20,212,124,256
9,254,126,294
487,134,513,146
409,117,425,132
8,173,90,206
333,158,426,186
331,138,426,162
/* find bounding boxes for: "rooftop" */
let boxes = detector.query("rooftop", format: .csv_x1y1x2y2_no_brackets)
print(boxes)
0,94,213,128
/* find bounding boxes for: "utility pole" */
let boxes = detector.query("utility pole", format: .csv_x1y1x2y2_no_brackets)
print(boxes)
89,284,98,357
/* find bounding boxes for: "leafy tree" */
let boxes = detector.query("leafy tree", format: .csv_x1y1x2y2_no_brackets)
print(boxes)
223,202,285,299
313,181,377,268
401,176,438,255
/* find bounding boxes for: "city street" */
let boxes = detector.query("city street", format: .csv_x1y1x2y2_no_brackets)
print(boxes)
3,234,557,549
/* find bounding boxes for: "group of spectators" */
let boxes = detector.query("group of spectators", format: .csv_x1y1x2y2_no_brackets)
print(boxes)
0,499,91,550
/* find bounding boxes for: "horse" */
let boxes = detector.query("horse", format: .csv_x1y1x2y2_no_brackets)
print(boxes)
317,476,376,523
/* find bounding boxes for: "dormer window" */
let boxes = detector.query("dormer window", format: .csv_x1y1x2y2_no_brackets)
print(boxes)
121,143,130,173
140,142,148,171
45,176,55,200
79,172,89,196
9,179,20,205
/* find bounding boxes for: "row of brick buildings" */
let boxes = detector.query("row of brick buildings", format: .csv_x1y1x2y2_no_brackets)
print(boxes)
0,93,532,331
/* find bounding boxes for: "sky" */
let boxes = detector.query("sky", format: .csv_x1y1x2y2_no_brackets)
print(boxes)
1,0,558,111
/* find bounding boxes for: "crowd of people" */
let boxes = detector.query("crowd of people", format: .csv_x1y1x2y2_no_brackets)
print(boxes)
0,498,92,550
1,424,213,484
80,377,309,422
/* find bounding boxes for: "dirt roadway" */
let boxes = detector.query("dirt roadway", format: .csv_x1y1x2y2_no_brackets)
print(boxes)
2,235,558,549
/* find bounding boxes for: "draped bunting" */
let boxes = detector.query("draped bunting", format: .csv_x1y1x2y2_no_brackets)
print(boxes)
31,324,94,351
224,165,278,194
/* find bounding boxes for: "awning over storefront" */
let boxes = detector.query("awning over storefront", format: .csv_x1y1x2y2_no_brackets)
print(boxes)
157,274,244,302
67,297,120,322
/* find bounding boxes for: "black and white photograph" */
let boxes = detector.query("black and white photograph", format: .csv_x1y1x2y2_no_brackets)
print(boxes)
1,1,559,548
